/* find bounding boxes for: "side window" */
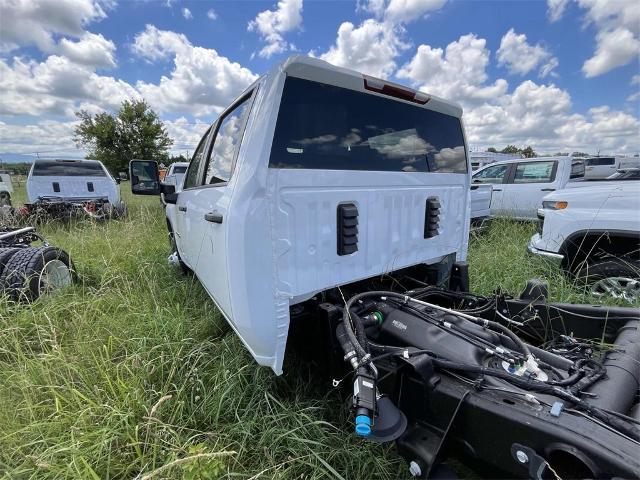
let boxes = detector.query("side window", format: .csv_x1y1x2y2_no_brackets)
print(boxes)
570,160,585,179
183,128,211,189
472,164,509,184
513,161,556,184
204,96,252,185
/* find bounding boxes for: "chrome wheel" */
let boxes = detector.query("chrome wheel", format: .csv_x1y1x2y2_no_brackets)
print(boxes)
38,259,73,295
591,277,640,303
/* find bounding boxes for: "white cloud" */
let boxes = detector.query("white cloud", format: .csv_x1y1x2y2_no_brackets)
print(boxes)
0,0,110,53
398,34,508,106
358,0,448,23
582,27,640,77
315,19,408,78
133,26,257,116
547,0,570,22
632,75,640,85
132,25,191,61
0,119,81,157
58,32,116,68
496,29,558,77
207,9,217,20
0,55,139,117
248,0,303,58
550,0,640,77
182,7,192,20
399,33,638,154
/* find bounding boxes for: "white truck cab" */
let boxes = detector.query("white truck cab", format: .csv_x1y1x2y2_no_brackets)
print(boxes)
472,156,586,220
131,55,471,374
26,159,121,205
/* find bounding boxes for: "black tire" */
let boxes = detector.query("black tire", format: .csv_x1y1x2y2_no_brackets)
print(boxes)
0,247,21,279
0,192,11,207
169,230,190,275
0,246,74,301
577,257,640,302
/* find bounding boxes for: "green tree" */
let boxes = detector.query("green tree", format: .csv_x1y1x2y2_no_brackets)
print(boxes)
74,99,173,174
500,145,520,154
487,147,497,153
521,146,537,158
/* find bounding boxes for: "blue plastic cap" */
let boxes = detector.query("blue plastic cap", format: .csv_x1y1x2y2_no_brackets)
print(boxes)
355,415,371,437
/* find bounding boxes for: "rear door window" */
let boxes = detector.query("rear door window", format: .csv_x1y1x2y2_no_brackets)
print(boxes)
172,165,187,174
472,164,509,184
32,161,107,177
269,77,467,173
204,95,252,185
512,161,556,184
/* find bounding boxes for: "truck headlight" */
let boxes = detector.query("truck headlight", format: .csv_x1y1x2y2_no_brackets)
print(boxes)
542,200,568,210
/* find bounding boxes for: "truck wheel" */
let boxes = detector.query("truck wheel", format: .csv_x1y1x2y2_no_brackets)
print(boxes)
0,193,11,207
0,247,21,280
578,258,640,303
0,246,74,301
169,231,190,275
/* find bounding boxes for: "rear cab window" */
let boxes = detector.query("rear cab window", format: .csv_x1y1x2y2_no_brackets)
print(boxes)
585,157,615,166
269,77,467,173
32,161,107,177
172,165,188,174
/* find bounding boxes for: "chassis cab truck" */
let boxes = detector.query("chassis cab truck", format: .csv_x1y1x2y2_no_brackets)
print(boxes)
132,55,470,374
132,56,640,479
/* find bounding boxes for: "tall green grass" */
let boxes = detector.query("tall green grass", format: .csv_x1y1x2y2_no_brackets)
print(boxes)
0,187,633,479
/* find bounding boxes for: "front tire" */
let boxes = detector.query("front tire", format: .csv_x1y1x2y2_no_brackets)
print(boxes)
0,192,11,207
577,257,640,303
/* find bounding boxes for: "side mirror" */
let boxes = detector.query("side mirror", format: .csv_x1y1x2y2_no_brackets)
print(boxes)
130,160,160,195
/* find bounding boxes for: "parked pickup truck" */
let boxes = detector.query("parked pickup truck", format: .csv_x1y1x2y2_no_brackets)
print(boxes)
24,159,125,219
160,162,189,206
583,156,640,180
472,156,587,220
528,182,640,302
129,56,640,479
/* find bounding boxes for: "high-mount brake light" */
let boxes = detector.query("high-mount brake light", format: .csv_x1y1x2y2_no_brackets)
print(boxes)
363,75,429,105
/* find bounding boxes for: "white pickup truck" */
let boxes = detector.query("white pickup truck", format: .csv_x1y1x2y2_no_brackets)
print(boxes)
129,56,640,479
528,182,640,302
472,156,586,220
24,159,125,219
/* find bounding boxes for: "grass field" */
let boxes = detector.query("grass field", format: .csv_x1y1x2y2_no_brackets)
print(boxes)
0,184,631,479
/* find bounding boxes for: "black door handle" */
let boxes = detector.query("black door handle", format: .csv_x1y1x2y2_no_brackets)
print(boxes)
204,212,223,223
541,188,555,192
178,205,187,212
493,188,502,192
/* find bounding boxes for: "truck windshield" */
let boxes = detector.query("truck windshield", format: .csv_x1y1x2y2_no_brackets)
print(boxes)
269,77,467,173
32,161,107,177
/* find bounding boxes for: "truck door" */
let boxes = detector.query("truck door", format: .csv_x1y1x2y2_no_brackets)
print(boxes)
471,163,510,216
188,94,253,320
175,127,212,267
501,160,558,219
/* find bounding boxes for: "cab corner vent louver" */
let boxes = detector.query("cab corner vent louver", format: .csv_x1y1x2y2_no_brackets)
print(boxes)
87,182,94,192
52,182,60,193
337,203,358,256
424,197,440,238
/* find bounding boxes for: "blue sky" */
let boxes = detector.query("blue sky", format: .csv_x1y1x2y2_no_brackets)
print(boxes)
1,0,639,162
